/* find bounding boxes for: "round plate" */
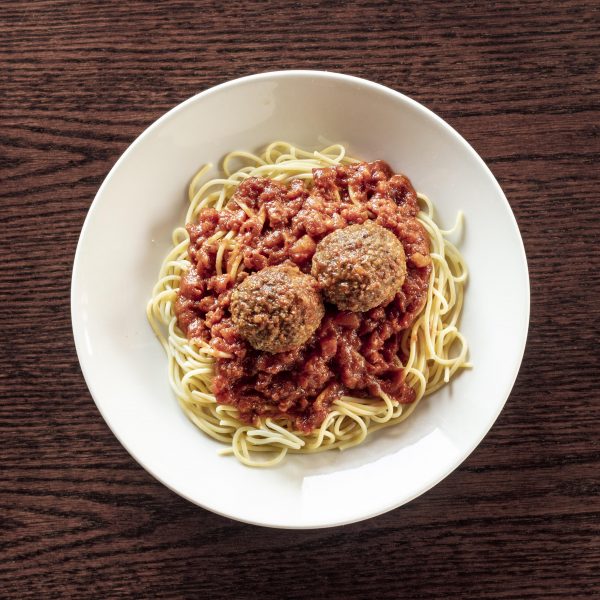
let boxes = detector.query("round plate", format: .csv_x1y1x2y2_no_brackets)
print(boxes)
71,71,529,528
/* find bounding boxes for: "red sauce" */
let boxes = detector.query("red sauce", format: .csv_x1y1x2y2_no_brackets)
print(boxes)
175,160,432,433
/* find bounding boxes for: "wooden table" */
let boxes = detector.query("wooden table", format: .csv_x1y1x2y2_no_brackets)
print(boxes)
2,1,599,597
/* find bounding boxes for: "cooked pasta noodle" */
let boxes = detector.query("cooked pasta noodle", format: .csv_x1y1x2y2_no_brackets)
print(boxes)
147,142,470,467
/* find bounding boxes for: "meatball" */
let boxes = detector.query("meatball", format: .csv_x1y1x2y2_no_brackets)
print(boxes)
230,263,324,353
311,220,406,312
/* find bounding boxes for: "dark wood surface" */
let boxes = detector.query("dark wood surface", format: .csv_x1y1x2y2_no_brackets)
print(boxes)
1,1,599,598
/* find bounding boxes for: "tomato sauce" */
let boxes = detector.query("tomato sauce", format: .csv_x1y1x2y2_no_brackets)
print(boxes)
175,161,431,432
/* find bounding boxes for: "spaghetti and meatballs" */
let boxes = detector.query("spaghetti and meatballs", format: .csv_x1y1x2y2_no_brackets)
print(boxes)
174,157,431,433
147,142,470,467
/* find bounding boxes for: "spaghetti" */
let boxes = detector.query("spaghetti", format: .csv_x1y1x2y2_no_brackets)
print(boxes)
147,142,470,467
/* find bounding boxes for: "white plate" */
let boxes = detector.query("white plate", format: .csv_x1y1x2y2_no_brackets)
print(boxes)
71,71,529,528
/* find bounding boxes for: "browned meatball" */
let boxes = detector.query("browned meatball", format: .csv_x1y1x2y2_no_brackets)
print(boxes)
311,220,406,312
230,263,324,353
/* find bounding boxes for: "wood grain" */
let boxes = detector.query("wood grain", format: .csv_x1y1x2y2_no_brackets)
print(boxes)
1,0,599,598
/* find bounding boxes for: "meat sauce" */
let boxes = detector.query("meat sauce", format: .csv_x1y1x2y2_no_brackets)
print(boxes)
175,160,432,433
